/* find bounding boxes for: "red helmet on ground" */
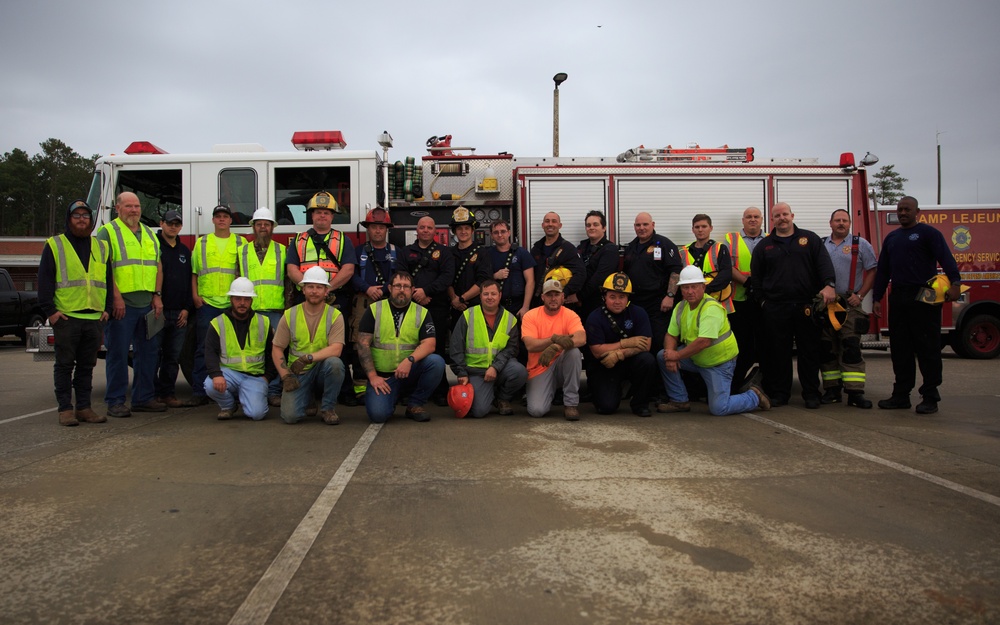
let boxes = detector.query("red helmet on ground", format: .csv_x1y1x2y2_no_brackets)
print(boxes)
447,383,474,418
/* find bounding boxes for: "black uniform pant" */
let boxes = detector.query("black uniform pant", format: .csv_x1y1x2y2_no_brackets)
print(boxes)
760,301,822,403
52,316,103,412
729,298,762,392
429,305,451,399
634,293,671,399
587,351,656,414
887,286,943,401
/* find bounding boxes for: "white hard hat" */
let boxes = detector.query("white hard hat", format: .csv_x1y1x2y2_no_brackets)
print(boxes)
226,277,258,297
300,266,331,286
677,265,706,286
251,206,275,224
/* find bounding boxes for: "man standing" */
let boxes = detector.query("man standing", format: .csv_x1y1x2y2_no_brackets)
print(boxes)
399,215,455,405
487,219,535,318
154,210,193,408
724,207,767,392
750,202,836,408
530,211,586,307
97,192,165,417
240,206,287,407
448,207,492,318
271,266,347,425
203,277,276,420
355,271,445,424
37,199,110,426
350,207,398,401
576,211,621,322
584,273,656,417
819,209,878,408
521,279,587,420
286,191,357,404
680,214,734,313
191,204,245,406
450,279,528,418
656,266,769,415
872,196,961,415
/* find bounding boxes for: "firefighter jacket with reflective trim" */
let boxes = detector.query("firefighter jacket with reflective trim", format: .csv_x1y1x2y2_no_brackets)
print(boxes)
680,241,734,313
240,240,286,311
284,303,341,373
212,312,270,375
101,218,159,294
370,300,425,373
295,229,345,276
462,306,516,369
670,296,737,368
47,234,109,319
193,233,245,306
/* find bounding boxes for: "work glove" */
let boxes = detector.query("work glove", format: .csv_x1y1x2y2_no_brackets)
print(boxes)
550,334,576,350
538,344,562,367
620,336,650,351
282,374,300,392
290,358,309,375
601,349,624,368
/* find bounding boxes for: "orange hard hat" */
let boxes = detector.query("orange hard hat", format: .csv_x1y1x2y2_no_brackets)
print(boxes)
447,383,474,418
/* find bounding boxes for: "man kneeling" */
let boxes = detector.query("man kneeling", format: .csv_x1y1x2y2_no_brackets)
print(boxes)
656,266,769,415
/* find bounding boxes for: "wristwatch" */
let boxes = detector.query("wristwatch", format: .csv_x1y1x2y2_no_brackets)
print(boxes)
306,354,314,363
153,291,162,296
458,296,467,304
666,292,675,298
407,355,416,363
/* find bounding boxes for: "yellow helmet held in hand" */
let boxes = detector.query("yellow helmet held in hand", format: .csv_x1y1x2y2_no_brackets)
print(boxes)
545,267,573,287
601,272,633,294
916,274,969,304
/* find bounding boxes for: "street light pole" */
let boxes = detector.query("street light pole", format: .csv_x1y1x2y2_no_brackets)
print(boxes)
553,73,568,157
936,130,946,204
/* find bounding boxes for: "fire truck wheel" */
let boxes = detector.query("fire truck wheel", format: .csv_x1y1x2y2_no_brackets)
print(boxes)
953,314,1000,360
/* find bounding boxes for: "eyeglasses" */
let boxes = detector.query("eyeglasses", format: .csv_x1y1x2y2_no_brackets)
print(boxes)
70,213,92,220
389,284,412,290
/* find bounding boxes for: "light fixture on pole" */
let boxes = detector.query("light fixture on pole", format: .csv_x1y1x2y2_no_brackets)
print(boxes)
553,73,568,157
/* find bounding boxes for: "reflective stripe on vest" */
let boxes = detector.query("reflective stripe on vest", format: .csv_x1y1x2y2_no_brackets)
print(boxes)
680,242,734,313
48,234,109,318
370,300,424,372
296,230,343,276
195,233,245,299
724,232,753,302
285,303,341,373
214,313,269,375
104,218,159,293
672,297,737,368
463,306,516,369
240,241,285,310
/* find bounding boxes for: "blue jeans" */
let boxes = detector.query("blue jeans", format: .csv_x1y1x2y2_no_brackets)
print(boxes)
155,309,189,399
105,304,162,407
656,350,758,416
280,357,346,424
259,310,284,399
365,354,445,423
192,304,227,399
203,368,269,420
467,359,528,418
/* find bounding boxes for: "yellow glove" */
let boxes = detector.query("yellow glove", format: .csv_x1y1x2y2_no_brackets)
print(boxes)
601,349,624,368
539,344,562,367
620,336,650,351
550,334,576,350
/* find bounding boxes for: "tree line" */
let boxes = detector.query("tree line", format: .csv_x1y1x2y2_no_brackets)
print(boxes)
0,139,98,237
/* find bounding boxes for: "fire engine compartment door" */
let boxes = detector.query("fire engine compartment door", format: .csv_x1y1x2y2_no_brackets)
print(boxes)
774,177,852,236
616,178,767,246
112,164,190,232
524,177,608,246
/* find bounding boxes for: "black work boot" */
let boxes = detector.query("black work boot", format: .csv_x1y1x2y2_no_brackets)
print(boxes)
878,395,911,410
820,387,843,404
846,391,873,409
915,397,939,414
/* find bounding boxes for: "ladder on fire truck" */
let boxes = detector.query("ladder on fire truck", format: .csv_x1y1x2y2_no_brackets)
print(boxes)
617,144,754,163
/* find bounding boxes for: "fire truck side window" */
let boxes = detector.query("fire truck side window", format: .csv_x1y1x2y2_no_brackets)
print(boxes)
274,166,351,226
219,168,257,226
115,169,183,227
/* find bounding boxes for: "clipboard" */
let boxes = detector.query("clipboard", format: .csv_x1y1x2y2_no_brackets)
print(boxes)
146,309,165,339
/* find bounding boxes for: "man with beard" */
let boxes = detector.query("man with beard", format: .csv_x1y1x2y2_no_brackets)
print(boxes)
239,207,287,407
530,211,585,307
154,210,193,408
450,279,528,417
271,266,347,425
522,279,586,420
203,277,277,421
487,219,534,318
38,199,111,426
584,273,655,417
447,207,492,320
190,204,246,407
724,206,767,392
750,202,836,408
399,215,454,405
96,192,165,417
356,271,445,423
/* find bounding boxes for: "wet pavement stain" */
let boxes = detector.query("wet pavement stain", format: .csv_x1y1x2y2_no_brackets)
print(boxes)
626,522,754,572
573,440,650,453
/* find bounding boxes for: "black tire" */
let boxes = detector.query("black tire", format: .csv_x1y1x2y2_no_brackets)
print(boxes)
952,314,1000,359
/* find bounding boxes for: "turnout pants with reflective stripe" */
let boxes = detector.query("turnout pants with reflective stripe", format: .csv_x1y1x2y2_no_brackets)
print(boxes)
820,305,869,391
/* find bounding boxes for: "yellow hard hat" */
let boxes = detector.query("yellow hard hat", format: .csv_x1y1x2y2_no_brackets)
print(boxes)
601,272,632,294
916,275,969,304
544,267,573,287
307,191,339,213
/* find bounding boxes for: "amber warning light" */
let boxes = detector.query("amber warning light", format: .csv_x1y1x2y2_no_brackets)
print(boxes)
292,131,347,151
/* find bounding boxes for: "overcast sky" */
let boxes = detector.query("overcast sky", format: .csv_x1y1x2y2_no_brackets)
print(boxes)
2,1,998,205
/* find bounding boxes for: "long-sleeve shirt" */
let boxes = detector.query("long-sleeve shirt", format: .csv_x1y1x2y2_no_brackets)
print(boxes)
38,233,112,318
157,232,193,312
750,225,835,305
872,223,961,301
576,237,621,313
204,310,277,382
449,308,521,378
399,241,455,308
530,235,587,296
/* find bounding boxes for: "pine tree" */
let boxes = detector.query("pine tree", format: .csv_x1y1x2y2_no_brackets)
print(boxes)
872,164,908,206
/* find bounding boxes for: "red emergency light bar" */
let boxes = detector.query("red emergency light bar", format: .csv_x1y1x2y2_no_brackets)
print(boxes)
124,141,168,155
292,131,346,151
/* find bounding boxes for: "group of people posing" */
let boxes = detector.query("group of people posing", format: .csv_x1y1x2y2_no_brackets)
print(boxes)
39,190,960,426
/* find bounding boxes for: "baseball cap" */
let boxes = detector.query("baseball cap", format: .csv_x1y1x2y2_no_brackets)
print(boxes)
161,210,182,224
542,279,564,294
212,204,233,216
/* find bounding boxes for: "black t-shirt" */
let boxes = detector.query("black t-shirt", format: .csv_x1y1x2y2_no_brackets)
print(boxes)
359,303,436,341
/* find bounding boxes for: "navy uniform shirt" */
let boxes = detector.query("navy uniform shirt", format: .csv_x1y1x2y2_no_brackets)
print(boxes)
585,304,653,347
487,245,535,301
351,242,399,297
157,231,193,312
452,243,492,306
399,241,455,309
623,232,682,306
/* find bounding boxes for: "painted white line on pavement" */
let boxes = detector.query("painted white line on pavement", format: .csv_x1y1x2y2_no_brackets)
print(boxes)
0,407,56,425
228,422,383,625
744,413,1000,508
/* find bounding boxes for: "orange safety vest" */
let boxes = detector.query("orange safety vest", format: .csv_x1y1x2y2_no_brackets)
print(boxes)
679,241,734,314
295,229,344,277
